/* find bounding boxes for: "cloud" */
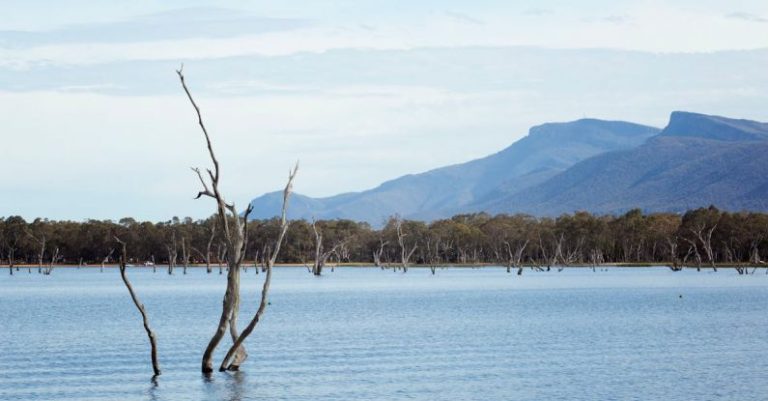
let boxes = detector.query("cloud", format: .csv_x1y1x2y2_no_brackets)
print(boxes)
0,7,308,48
600,15,633,24
443,11,484,25
522,8,553,16
726,12,768,23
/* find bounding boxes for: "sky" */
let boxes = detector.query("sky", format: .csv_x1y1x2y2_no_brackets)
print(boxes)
1,0,767,222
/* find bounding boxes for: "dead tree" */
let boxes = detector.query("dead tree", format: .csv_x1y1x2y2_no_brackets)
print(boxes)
309,220,344,276
215,242,226,275
218,170,295,371
665,237,683,271
691,223,718,271
165,232,178,275
373,238,387,269
682,238,703,271
114,236,161,376
505,239,529,275
538,233,562,271
395,218,418,272
180,236,190,274
101,248,115,273
177,66,297,374
589,248,605,271
43,247,59,275
201,221,216,273
25,230,46,273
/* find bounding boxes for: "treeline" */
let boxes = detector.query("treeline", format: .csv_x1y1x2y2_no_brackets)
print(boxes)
2,206,767,273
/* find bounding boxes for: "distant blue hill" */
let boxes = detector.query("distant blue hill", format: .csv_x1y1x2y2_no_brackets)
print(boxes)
249,118,660,224
474,111,768,216
250,111,768,224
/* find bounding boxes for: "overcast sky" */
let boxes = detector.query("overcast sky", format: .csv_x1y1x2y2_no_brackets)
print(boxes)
1,0,767,222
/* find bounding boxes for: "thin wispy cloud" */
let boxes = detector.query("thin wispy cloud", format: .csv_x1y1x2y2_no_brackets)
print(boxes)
601,15,633,24
522,8,553,16
443,11,484,25
726,12,768,23
0,7,308,48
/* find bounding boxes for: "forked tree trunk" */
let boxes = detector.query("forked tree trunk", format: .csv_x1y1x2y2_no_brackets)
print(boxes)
395,219,417,272
177,66,297,374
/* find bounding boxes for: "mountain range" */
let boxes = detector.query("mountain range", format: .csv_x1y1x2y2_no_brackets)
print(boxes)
249,111,768,225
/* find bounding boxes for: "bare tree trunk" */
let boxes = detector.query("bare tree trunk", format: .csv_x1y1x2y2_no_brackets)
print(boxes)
115,237,161,376
178,66,297,374
692,224,718,271
395,218,417,272
666,237,683,271
26,231,46,274
373,239,387,268
101,248,115,273
219,169,296,371
44,247,59,275
181,237,190,274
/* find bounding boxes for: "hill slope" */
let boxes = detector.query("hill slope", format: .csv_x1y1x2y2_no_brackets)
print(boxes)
476,112,768,215
249,119,660,224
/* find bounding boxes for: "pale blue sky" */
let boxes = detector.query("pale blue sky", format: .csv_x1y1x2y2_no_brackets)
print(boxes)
1,1,767,221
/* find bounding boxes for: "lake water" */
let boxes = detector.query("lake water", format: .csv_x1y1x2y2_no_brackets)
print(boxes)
1,267,767,401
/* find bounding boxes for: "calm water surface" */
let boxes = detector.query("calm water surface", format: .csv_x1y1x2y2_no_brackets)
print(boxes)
1,267,767,400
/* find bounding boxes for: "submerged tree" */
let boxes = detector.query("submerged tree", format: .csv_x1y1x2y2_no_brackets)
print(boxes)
176,66,297,373
115,236,161,376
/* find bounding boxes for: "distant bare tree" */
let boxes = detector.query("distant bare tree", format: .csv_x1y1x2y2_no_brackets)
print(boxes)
25,229,46,273
373,238,387,269
308,220,345,276
43,247,59,275
114,236,161,376
101,248,115,272
504,239,528,275
180,236,190,274
395,218,418,272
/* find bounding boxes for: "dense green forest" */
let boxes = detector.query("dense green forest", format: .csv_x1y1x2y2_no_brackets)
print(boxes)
2,206,767,273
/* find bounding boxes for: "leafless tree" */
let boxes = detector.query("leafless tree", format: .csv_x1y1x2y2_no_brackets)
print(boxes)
180,236,190,274
43,247,59,275
101,248,115,272
308,220,345,276
177,66,297,373
190,220,216,274
395,218,418,272
165,231,178,275
666,236,683,271
25,229,46,273
682,238,703,271
504,239,528,275
215,241,226,275
373,238,387,269
114,236,161,376
690,222,718,271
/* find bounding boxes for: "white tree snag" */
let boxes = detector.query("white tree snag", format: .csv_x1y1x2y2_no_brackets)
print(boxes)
395,218,417,271
691,223,718,271
309,220,344,276
373,238,387,269
177,66,297,374
101,248,115,272
44,246,59,275
219,165,296,372
114,236,161,376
